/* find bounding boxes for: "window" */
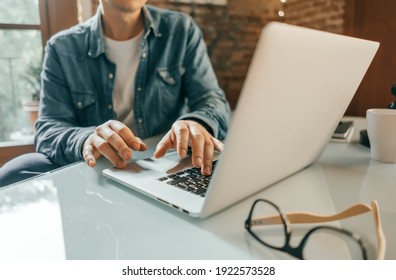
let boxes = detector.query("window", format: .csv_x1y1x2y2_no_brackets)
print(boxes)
0,0,80,146
0,0,43,143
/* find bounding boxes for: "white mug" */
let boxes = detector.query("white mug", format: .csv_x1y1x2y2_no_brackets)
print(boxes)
367,108,396,163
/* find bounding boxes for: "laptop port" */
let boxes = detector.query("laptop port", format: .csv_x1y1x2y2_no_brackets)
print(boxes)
157,198,169,205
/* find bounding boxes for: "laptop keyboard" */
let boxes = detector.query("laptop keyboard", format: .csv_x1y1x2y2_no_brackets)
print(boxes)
156,160,218,197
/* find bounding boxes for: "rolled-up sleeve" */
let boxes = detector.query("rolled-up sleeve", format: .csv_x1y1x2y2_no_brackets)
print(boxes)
178,18,230,140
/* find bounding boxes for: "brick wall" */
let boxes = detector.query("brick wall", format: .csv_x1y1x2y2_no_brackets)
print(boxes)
284,0,346,34
91,0,346,108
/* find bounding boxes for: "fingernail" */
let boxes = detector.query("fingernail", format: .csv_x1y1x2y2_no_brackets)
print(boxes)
180,148,187,158
195,157,202,167
132,143,140,150
204,167,211,175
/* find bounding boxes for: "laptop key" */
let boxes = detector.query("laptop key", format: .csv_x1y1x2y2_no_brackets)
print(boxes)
174,184,188,190
167,177,189,185
193,188,207,196
156,160,218,196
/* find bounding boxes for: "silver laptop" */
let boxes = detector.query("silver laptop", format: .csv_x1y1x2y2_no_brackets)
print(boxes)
103,22,379,218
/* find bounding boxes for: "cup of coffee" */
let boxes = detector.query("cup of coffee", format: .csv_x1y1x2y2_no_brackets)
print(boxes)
367,108,396,163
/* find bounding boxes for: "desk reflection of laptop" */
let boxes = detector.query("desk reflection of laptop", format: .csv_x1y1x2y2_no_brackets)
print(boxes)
103,22,379,218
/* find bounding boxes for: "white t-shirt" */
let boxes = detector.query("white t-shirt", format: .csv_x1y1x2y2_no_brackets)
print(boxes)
104,31,143,133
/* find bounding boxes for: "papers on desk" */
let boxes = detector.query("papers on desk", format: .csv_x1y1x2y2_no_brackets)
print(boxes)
331,121,354,143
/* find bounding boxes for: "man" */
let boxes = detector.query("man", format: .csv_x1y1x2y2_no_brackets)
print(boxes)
0,0,229,187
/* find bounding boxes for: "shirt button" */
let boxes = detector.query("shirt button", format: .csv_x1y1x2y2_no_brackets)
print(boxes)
108,104,113,110
137,87,142,92
137,118,143,124
108,73,114,79
77,101,82,108
142,52,147,59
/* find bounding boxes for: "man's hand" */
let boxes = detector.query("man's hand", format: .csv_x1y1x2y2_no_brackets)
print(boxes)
83,120,147,168
154,120,224,175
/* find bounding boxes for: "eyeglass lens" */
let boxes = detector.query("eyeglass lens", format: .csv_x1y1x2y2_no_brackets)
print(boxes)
250,200,287,248
303,227,364,259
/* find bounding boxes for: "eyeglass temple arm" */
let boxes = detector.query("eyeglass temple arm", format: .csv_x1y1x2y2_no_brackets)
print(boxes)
371,200,386,260
252,204,371,225
285,204,372,224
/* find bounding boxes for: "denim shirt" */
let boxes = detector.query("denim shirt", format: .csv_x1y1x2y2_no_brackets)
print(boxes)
35,5,230,166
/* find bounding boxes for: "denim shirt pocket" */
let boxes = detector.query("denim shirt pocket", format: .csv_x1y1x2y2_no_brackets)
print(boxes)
70,91,97,125
157,65,186,114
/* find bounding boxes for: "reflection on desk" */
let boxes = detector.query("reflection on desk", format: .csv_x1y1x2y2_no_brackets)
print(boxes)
0,117,394,260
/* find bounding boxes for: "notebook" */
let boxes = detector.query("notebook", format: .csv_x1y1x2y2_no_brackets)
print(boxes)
103,22,379,218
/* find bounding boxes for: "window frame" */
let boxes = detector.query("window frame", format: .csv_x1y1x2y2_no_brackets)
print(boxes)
0,0,78,166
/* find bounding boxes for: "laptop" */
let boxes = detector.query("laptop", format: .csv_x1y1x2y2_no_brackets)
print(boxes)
103,22,379,218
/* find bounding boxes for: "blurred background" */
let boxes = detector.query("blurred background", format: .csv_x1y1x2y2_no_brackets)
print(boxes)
0,0,394,161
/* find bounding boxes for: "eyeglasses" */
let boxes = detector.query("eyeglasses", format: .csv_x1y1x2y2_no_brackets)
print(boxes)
245,199,386,260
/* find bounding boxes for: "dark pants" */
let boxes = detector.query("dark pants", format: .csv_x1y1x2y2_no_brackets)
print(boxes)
0,153,60,187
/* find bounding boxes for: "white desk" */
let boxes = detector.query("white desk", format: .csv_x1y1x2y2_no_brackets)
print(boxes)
0,117,394,260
